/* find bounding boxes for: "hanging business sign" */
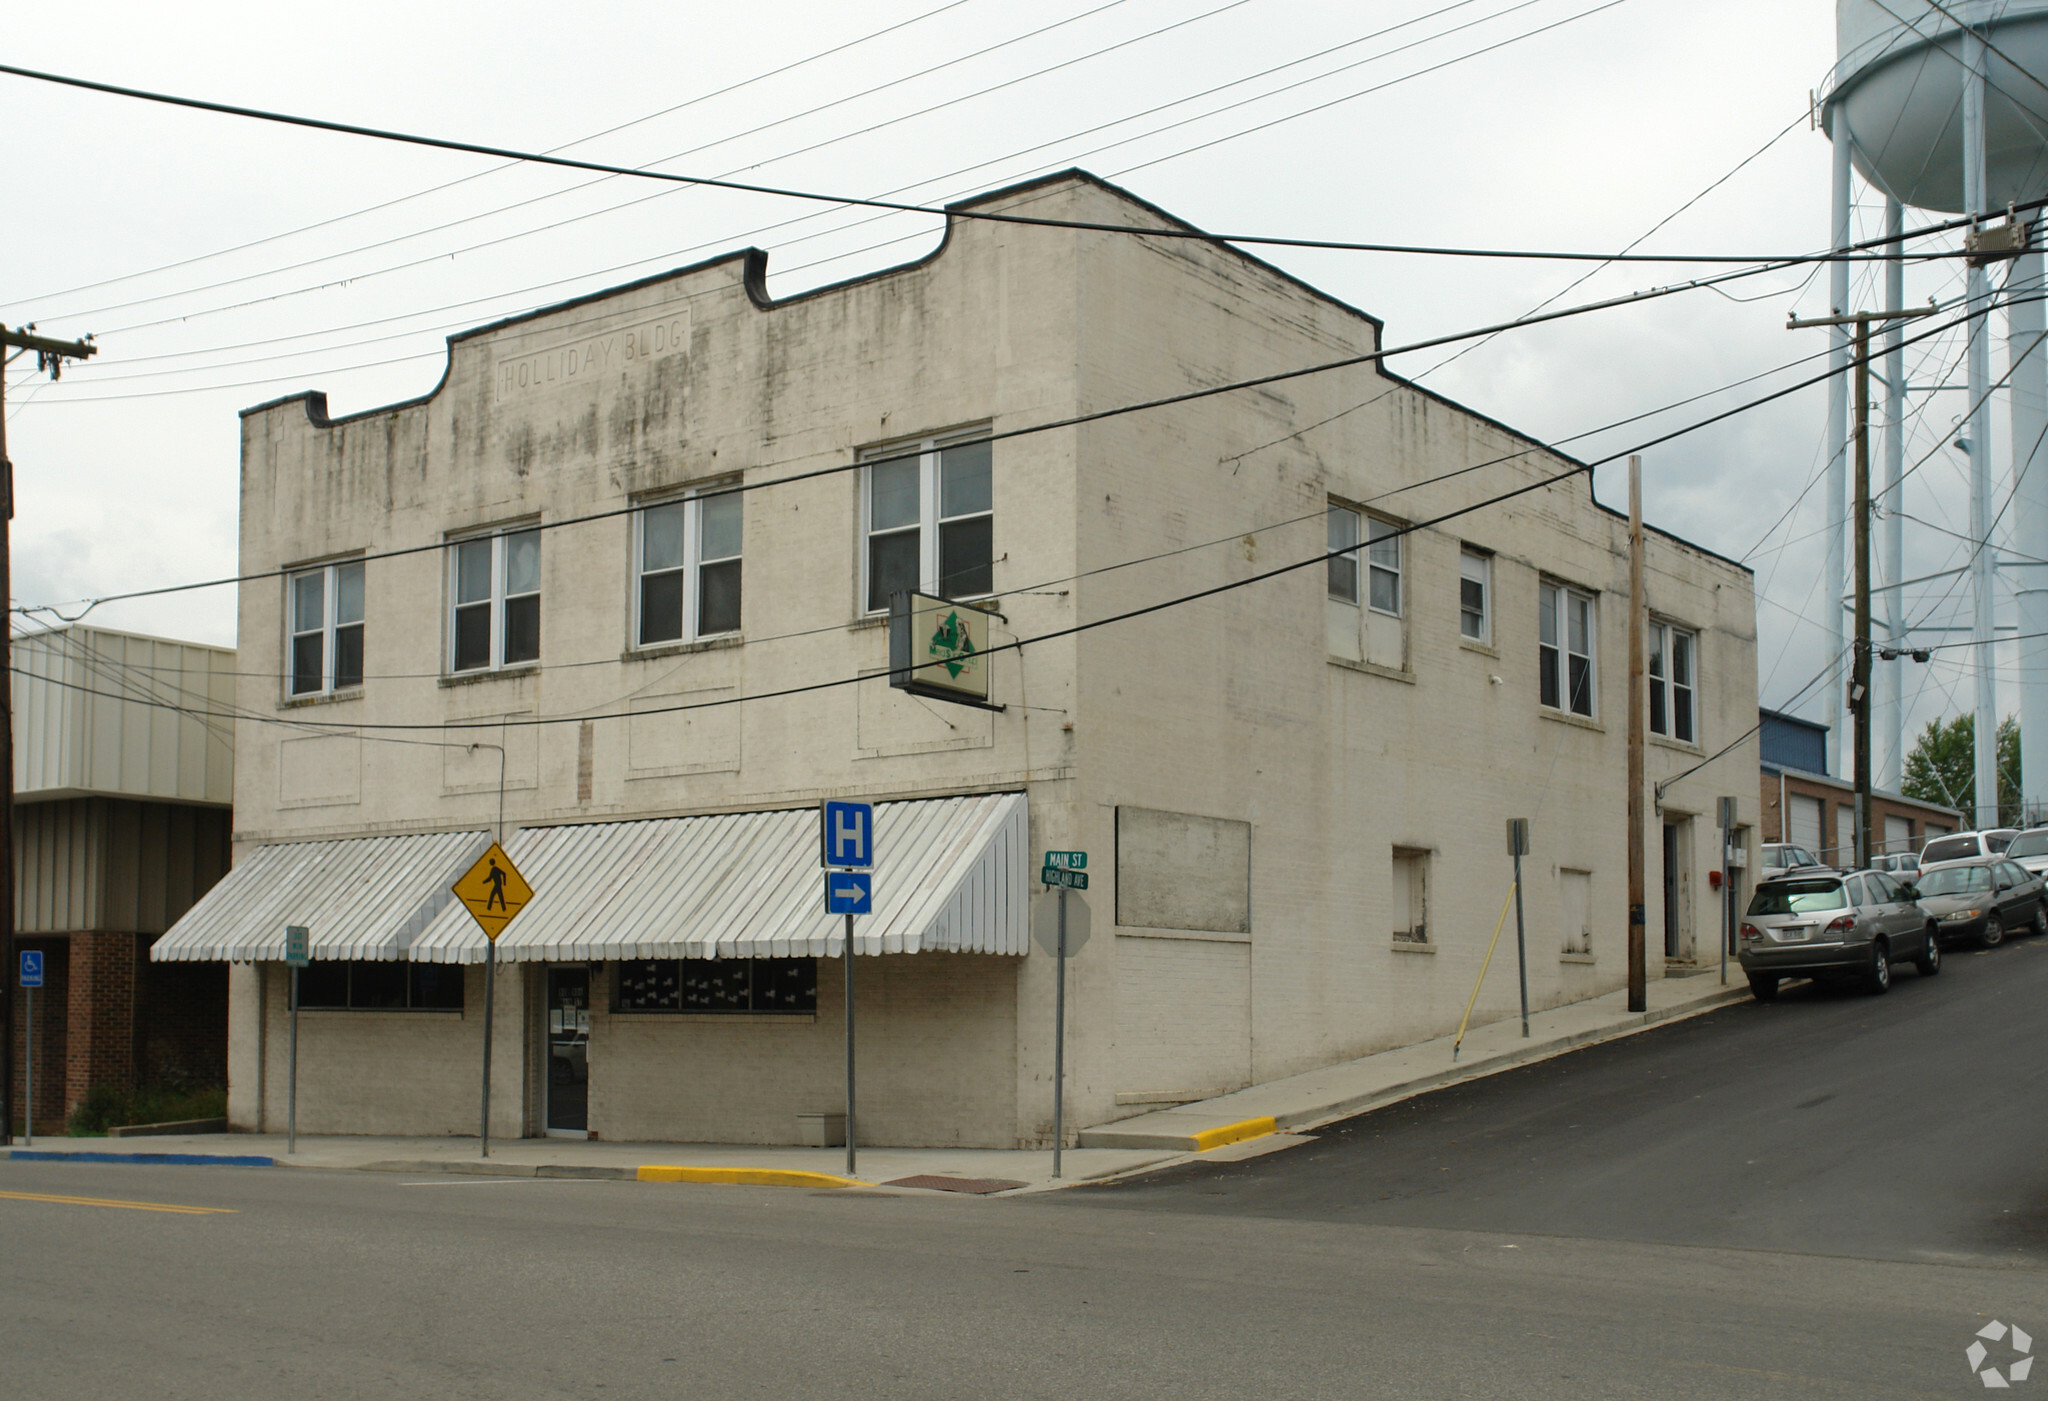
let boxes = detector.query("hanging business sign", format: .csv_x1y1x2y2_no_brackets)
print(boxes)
888,592,994,706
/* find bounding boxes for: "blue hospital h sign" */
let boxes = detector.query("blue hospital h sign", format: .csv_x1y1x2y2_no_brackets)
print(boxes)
821,800,873,869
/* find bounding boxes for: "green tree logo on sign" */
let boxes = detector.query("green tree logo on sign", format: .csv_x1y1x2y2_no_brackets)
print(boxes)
928,610,978,678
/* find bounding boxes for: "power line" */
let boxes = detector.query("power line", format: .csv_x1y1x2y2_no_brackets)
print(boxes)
1,59,2033,279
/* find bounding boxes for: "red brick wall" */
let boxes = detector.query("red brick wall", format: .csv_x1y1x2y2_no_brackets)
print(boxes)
65,930,136,1117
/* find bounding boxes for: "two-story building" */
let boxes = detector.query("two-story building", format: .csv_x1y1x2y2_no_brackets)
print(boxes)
155,171,1760,1147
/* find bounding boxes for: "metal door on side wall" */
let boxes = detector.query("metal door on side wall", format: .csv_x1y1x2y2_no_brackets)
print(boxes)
545,966,590,1137
1789,794,1824,856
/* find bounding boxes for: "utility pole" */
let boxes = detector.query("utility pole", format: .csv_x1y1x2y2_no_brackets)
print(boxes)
1627,455,1646,1014
1790,306,1937,870
0,324,96,1145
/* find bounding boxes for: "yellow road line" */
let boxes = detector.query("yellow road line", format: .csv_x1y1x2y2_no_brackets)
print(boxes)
0,1189,236,1215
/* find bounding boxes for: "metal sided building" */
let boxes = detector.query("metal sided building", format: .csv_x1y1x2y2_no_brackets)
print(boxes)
12,625,236,1132
157,171,1759,1148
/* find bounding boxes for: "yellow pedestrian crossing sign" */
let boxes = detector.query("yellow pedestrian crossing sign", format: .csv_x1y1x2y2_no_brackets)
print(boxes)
452,842,532,941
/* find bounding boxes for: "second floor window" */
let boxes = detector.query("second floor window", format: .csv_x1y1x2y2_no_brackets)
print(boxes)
864,434,993,611
288,560,364,696
451,528,540,673
1459,549,1491,643
1539,581,1596,717
1366,518,1401,614
638,489,742,646
1649,622,1697,742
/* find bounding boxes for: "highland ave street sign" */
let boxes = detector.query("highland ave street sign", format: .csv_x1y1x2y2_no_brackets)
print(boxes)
888,591,995,705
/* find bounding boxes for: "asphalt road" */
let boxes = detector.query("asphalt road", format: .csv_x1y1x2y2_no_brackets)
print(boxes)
2,942,2044,1399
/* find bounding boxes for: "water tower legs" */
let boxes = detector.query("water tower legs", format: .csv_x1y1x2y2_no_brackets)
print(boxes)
2009,245,2048,826
1964,28,2001,828
1880,197,1907,797
1827,131,1852,783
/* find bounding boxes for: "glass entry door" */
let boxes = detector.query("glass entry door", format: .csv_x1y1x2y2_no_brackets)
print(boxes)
546,967,590,1135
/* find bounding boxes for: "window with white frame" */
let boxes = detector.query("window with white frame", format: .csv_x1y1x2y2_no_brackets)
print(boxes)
1648,621,1697,743
450,527,541,673
1366,517,1401,615
1539,581,1596,717
288,560,365,696
1327,505,1360,603
1459,548,1491,643
637,488,742,646
863,434,993,612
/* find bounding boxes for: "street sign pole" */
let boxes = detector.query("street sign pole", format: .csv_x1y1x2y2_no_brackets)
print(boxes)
1053,886,1067,1179
288,963,299,1155
480,940,497,1159
285,925,308,1155
1508,820,1530,1038
844,912,857,1178
21,980,30,1148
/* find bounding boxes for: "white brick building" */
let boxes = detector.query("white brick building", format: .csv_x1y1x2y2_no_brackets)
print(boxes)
156,171,1760,1147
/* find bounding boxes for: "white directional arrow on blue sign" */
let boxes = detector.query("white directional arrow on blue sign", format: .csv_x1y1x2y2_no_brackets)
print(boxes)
825,871,873,915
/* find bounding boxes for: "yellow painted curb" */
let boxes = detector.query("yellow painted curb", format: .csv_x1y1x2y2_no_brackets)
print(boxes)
1190,1116,1277,1152
636,1165,861,1189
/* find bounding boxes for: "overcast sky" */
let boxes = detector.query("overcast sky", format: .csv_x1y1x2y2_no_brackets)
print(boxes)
1,0,2011,760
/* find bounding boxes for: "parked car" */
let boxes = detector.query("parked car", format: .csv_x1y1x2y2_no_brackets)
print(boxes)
1871,852,1921,879
1911,855,2048,948
1920,828,2020,867
1760,842,1828,874
2002,827,2048,879
1738,867,1939,1000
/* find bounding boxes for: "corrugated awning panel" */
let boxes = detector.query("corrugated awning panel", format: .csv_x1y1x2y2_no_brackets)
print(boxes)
150,830,491,963
409,793,1028,963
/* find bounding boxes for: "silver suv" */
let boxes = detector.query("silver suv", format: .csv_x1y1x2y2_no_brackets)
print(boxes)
1738,868,1940,1001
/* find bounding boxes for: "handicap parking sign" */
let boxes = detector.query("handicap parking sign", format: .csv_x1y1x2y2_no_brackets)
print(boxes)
19,951,43,988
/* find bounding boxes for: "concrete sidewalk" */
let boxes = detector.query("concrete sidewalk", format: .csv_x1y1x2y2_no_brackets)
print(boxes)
1080,973,1748,1150
4,973,1746,1191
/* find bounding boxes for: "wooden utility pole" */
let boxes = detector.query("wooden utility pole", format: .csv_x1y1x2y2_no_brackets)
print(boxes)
0,324,96,1144
1788,306,1937,872
1627,455,1646,1014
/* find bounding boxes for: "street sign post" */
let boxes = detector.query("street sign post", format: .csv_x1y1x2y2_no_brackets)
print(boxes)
1036,853,1089,1179
1506,820,1530,1038
284,926,309,1154
820,801,875,1177
18,952,40,1147
453,843,535,1159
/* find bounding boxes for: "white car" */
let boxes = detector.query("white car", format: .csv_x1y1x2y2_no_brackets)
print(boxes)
2003,828,2048,879
1920,829,2020,869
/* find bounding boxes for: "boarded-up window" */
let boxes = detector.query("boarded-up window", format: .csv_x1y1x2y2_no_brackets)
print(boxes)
1392,847,1429,943
1116,807,1251,935
1561,868,1592,954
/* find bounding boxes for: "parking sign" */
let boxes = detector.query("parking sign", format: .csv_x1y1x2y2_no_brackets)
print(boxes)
19,950,43,988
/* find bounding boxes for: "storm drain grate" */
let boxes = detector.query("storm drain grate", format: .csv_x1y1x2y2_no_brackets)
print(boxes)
881,1174,1027,1195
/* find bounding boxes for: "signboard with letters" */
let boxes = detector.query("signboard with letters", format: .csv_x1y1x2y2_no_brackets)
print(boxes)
18,950,43,988
821,800,874,869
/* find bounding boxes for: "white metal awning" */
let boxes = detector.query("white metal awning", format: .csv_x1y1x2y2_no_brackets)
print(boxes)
408,792,1028,964
150,830,491,963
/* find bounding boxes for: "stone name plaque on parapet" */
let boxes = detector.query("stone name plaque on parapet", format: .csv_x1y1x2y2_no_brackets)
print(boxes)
495,309,691,399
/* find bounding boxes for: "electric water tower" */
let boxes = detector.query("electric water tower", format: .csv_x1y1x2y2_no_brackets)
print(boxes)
1820,0,2048,839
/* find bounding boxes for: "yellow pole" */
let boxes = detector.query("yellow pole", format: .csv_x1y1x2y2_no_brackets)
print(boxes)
1453,883,1519,1061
